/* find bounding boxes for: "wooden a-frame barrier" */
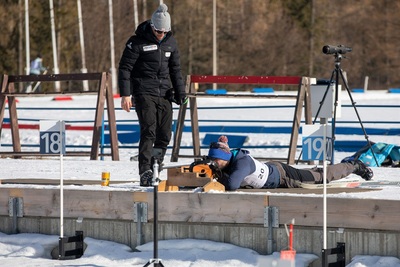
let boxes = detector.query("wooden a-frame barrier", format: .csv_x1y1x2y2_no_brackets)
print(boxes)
171,75,312,164
0,72,119,160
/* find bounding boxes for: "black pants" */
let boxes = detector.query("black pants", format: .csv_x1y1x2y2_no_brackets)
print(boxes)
134,95,172,174
269,161,355,188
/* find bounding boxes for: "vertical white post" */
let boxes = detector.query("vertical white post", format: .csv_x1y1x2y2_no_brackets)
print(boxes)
49,0,61,91
59,121,64,238
212,0,217,89
25,0,30,75
108,0,117,94
77,0,89,91
132,0,139,30
364,76,369,92
60,155,64,237
322,117,327,250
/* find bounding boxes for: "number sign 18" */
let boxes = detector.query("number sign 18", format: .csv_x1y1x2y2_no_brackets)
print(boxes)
39,120,66,155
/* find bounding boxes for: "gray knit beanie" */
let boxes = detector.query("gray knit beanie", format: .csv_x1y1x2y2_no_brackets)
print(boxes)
151,4,171,31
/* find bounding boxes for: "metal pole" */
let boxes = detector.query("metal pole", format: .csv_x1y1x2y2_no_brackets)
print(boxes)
49,0,61,91
25,0,30,75
60,121,64,237
153,159,159,265
212,0,217,90
322,117,327,250
143,158,164,267
108,0,117,94
132,0,139,31
77,0,89,91
364,76,369,92
153,185,159,263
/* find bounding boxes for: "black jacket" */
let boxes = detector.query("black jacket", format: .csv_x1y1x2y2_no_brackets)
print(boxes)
118,20,185,97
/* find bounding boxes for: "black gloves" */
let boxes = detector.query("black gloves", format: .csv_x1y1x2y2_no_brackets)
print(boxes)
174,89,188,105
166,88,188,105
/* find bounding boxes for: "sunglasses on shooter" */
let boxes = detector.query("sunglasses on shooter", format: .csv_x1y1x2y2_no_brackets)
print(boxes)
151,24,168,35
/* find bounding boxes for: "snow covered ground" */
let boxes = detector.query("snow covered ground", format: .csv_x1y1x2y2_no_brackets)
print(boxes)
1,90,400,266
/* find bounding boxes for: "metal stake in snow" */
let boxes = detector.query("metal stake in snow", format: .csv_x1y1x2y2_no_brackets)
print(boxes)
280,218,296,262
143,157,165,267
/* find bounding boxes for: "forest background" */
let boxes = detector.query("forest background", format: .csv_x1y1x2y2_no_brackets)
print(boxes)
1,0,400,92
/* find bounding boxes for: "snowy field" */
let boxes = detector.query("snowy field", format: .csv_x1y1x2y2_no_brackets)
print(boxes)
0,90,400,266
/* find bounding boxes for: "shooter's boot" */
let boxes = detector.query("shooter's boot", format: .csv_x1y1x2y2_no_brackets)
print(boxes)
352,160,373,180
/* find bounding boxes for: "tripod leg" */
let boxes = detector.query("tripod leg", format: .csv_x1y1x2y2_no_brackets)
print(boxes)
143,260,152,267
338,68,379,166
296,69,336,164
330,64,341,164
143,259,164,267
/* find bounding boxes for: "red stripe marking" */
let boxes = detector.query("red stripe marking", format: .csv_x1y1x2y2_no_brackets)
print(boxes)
52,96,73,101
1,123,94,131
5,98,19,103
189,75,302,85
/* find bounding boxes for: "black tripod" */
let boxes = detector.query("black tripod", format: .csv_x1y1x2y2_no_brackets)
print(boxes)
143,157,165,267
311,51,379,165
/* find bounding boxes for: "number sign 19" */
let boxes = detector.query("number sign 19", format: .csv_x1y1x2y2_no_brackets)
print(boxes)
39,120,66,155
302,125,332,161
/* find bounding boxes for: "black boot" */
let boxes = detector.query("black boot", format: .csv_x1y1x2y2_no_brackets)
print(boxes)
352,160,373,180
140,170,153,186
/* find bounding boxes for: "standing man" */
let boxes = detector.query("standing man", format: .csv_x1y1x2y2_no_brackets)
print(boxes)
118,3,187,186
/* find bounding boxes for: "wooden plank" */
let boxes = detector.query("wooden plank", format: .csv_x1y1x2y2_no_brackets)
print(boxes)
156,192,268,224
7,73,103,83
166,175,211,187
268,196,400,231
0,179,131,186
288,77,309,164
0,188,149,220
1,91,99,97
50,190,264,222
170,75,190,162
166,167,211,187
7,83,21,154
0,152,112,158
190,75,301,85
187,93,297,99
0,179,378,193
90,72,107,160
0,186,396,231
237,187,379,194
0,187,268,223
189,81,201,158
105,72,119,160
0,74,8,137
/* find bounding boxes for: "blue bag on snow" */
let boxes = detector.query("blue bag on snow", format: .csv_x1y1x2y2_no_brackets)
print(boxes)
358,143,394,167
342,141,400,167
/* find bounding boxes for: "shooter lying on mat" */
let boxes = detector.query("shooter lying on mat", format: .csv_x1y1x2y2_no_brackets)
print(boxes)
203,136,373,191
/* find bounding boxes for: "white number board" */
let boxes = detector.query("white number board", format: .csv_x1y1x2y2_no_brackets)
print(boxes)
302,125,333,161
39,120,66,154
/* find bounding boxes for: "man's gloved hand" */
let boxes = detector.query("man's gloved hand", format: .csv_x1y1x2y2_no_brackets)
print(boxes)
174,90,188,105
